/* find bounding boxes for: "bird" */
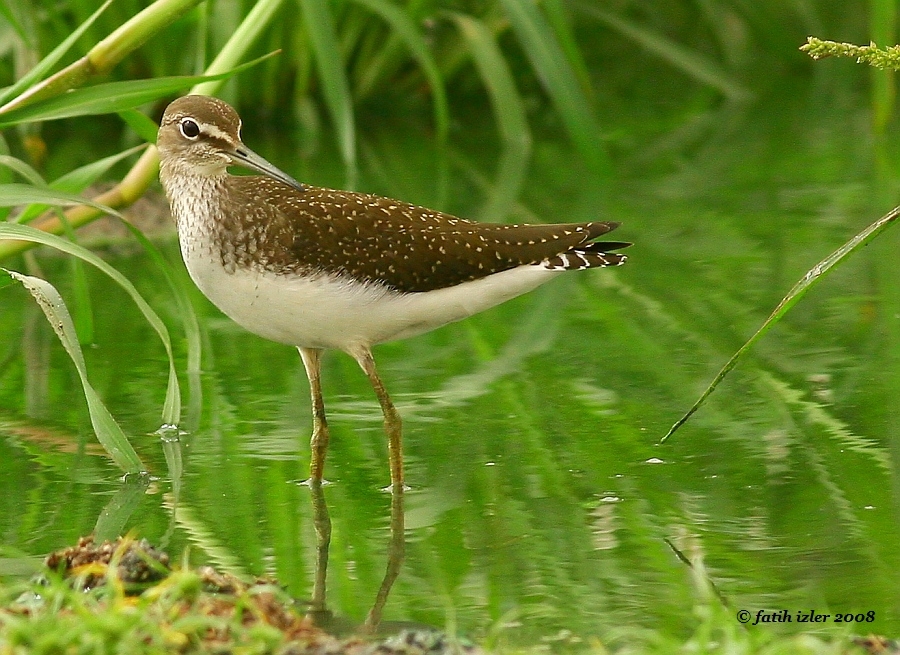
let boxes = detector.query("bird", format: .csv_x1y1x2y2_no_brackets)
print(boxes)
156,95,629,490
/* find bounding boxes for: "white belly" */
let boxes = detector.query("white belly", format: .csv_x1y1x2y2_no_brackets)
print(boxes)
183,249,560,352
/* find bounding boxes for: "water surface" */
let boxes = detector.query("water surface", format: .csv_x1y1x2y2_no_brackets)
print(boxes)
1,87,899,649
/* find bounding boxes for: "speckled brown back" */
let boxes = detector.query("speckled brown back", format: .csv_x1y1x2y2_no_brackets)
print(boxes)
211,176,629,293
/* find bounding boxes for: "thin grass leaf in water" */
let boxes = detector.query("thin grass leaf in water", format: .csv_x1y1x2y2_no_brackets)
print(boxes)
0,223,181,427
159,425,184,508
3,270,144,474
93,473,151,542
663,204,900,442
761,371,890,472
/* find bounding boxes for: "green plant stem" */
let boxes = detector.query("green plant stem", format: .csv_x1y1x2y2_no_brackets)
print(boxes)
870,0,897,130
191,0,287,96
0,0,203,114
800,36,900,69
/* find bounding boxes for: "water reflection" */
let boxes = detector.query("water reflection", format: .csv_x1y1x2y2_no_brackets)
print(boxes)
94,473,151,542
308,480,330,622
306,482,406,634
363,486,405,631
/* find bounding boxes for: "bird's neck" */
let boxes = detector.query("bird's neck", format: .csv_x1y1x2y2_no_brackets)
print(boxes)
160,164,226,235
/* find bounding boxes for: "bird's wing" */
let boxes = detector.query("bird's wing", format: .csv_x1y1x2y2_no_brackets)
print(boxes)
239,179,628,293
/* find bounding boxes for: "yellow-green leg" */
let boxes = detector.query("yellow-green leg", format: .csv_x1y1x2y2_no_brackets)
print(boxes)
299,347,329,483
350,345,404,490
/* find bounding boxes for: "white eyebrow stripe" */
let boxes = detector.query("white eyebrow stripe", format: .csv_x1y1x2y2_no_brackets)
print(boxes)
201,123,237,143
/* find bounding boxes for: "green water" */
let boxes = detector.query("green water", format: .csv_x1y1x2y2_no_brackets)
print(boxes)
2,86,900,649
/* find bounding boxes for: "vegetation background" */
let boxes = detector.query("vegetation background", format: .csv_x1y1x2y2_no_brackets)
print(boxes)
0,0,890,190
1,1,899,653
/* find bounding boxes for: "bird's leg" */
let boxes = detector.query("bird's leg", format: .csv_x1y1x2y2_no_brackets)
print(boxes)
299,347,330,483
350,346,404,490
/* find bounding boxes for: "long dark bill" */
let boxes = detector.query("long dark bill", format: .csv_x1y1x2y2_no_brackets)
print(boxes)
228,143,306,192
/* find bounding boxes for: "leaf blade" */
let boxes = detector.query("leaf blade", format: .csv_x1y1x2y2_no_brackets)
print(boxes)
5,270,144,473
0,223,181,426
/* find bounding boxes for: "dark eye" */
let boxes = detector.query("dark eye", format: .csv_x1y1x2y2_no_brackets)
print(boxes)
179,118,200,139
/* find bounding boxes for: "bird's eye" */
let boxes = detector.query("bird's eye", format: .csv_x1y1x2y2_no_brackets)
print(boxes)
179,118,201,139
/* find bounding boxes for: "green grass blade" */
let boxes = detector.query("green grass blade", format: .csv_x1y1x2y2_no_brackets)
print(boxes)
0,223,182,427
118,109,162,144
0,0,114,107
450,142,530,224
53,146,147,193
0,183,124,218
88,0,204,74
56,213,95,345
498,0,610,177
0,168,104,342
0,53,278,128
446,13,530,221
69,255,94,344
4,270,144,474
14,145,146,225
299,0,357,182
0,0,28,42
115,221,202,404
577,3,751,102
352,0,450,146
447,12,530,148
0,155,47,187
663,204,900,442
541,0,594,97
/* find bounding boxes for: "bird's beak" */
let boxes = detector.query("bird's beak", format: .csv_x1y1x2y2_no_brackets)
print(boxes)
228,143,306,192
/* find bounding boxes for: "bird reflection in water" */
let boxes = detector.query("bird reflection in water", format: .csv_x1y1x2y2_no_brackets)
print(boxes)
305,482,405,634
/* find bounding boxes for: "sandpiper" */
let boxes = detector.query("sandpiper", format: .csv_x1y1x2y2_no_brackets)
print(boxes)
157,95,629,489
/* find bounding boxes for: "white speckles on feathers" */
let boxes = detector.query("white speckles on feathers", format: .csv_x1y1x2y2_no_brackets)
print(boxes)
157,95,630,350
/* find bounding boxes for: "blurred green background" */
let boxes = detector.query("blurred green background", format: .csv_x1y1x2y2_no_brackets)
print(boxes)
1,0,900,651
